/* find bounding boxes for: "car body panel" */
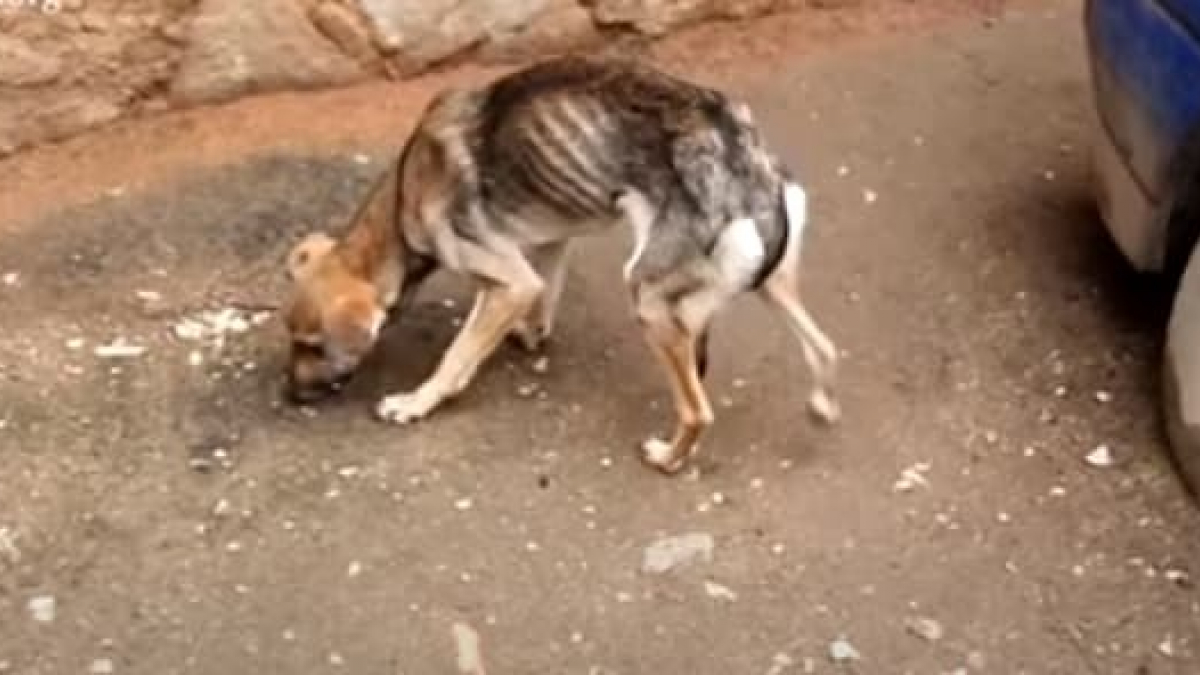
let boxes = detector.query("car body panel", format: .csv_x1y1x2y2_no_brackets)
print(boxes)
1086,0,1200,270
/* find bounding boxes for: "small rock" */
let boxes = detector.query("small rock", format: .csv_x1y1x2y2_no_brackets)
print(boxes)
94,339,146,359
829,638,860,662
1085,444,1115,468
89,658,114,674
28,595,56,623
642,532,714,574
2,272,19,286
893,463,930,492
516,383,538,398
452,622,486,675
703,580,737,602
352,153,371,165
188,456,214,473
347,561,362,578
329,652,345,666
905,616,944,642
454,498,473,512
531,356,550,374
1094,390,1113,403
1165,568,1191,587
862,189,878,204
1158,635,1177,658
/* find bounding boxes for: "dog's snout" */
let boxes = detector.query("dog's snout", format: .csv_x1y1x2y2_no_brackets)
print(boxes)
284,371,352,405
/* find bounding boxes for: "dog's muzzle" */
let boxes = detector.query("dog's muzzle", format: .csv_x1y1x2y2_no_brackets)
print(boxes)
284,372,353,405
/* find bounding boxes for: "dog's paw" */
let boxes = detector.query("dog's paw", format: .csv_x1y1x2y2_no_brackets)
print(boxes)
807,389,841,425
639,438,688,475
508,320,547,353
376,392,431,425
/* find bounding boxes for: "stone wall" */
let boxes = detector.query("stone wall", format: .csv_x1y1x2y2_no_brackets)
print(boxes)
0,0,808,156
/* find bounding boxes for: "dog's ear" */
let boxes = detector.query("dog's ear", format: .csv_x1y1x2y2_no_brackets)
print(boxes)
287,232,337,281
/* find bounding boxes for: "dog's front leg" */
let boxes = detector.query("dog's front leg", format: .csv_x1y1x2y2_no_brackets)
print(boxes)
377,246,543,424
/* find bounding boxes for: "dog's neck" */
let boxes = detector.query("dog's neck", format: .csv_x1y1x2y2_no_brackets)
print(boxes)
334,162,410,309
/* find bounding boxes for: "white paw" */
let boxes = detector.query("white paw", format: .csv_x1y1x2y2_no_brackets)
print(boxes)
376,392,430,425
640,438,687,475
807,389,840,425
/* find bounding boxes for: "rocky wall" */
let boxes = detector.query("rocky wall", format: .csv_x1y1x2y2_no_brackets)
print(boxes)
0,0,812,156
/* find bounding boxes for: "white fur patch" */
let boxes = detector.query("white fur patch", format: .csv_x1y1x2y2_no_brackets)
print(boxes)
714,217,765,287
782,182,808,250
617,190,656,281
368,309,386,339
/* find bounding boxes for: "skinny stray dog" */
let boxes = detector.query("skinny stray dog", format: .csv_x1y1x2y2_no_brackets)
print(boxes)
282,56,839,475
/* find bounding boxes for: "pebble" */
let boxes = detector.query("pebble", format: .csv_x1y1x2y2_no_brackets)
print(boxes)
905,616,945,642
452,622,486,675
704,580,738,602
1094,390,1113,403
862,189,878,204
1085,444,1115,468
329,652,345,666
94,339,146,359
348,561,363,578
642,532,714,574
893,463,930,492
28,595,56,623
531,356,549,374
455,498,474,512
89,658,115,674
828,638,861,662
516,383,538,398
1,272,18,286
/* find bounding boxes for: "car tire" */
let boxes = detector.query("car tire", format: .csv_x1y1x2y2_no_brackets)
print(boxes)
1163,238,1200,499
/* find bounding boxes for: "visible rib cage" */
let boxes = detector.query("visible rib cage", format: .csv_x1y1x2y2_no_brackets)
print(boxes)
397,56,792,276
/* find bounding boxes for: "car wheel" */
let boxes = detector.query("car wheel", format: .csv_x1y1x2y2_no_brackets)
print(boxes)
1163,238,1200,499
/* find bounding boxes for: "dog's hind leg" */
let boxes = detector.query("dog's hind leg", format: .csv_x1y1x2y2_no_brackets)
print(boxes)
509,241,570,352
760,279,839,423
633,290,721,475
757,181,840,424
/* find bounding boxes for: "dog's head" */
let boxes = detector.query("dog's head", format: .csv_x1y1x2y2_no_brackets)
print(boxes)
282,232,386,403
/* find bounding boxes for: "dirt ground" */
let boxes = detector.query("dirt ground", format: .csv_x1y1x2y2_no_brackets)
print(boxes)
2,0,1199,673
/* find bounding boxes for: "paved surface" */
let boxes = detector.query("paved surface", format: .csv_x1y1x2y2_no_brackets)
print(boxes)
2,4,1200,674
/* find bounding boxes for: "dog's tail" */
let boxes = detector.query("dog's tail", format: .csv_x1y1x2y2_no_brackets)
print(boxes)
752,176,808,289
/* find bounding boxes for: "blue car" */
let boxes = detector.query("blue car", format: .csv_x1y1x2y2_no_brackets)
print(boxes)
1086,0,1200,494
